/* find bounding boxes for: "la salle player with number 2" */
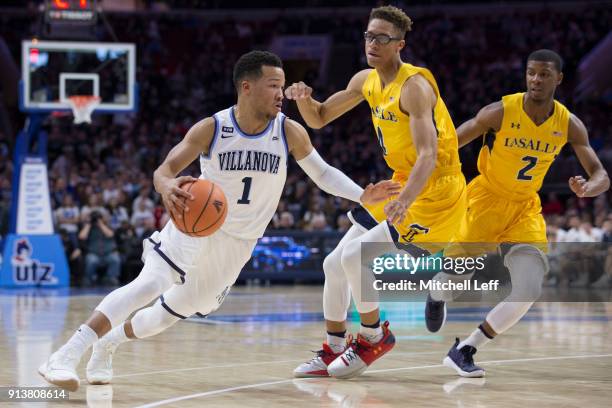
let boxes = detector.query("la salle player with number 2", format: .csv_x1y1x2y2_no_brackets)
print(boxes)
425,49,610,378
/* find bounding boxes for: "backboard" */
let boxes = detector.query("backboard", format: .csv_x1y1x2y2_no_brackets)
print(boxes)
20,40,137,113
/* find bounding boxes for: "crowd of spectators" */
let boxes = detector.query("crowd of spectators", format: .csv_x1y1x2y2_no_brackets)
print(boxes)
543,194,612,287
0,4,610,285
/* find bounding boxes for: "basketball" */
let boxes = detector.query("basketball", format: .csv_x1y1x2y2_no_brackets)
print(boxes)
170,179,228,237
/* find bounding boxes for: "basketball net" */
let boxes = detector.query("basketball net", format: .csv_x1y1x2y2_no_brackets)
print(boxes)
67,95,101,124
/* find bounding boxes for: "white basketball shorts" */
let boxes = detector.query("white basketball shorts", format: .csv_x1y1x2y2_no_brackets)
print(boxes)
142,221,257,318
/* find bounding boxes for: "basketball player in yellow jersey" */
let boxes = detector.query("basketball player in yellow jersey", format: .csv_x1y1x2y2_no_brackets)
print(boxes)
425,49,610,378
286,6,466,379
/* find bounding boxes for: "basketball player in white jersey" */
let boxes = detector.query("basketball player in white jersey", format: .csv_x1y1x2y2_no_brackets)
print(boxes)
39,51,400,392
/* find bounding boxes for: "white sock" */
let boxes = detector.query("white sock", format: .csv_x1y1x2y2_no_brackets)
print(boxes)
458,326,492,350
61,324,98,357
102,323,130,346
359,323,383,344
326,332,346,353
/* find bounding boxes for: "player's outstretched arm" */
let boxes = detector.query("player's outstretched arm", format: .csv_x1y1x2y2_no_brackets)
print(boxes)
284,69,370,129
384,75,438,225
456,101,503,148
567,114,610,197
153,117,215,218
284,118,400,204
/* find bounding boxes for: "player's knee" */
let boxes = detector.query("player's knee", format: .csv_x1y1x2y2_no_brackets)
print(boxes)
323,248,342,279
339,238,360,271
504,244,548,274
157,308,180,329
504,245,547,301
132,302,181,339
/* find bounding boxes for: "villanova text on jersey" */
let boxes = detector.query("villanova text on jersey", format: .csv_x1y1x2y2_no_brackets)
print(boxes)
217,150,282,174
200,106,288,241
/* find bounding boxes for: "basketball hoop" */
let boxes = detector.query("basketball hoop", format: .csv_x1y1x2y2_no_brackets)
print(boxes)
67,95,101,124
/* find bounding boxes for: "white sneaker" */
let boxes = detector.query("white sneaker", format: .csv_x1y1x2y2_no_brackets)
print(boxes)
327,321,396,379
326,344,369,379
86,338,118,385
293,343,345,378
38,346,81,392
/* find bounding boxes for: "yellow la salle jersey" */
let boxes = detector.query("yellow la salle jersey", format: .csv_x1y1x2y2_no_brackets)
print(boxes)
477,93,570,200
362,63,461,184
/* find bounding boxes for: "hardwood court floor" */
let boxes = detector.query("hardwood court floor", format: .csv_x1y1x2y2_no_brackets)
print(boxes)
0,286,611,407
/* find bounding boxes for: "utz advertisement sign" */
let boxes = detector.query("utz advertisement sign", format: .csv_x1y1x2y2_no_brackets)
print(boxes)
1,235,69,287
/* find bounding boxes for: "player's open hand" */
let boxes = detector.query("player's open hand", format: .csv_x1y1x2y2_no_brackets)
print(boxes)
569,175,591,197
384,198,409,226
285,82,313,100
160,176,197,219
360,180,401,206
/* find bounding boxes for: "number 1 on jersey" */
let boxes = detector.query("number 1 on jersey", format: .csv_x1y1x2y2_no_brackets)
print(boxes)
377,126,388,155
237,176,252,204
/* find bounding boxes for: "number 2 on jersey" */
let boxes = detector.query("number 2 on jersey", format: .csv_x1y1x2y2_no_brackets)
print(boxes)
237,176,252,204
517,156,538,180
377,126,388,155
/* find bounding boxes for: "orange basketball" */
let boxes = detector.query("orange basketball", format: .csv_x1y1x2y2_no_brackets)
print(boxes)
169,179,228,237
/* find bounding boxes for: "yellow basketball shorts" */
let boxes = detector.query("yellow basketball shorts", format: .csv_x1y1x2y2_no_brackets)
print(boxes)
454,176,547,245
348,172,467,246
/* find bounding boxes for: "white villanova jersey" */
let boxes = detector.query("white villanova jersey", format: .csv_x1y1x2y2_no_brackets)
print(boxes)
200,106,288,240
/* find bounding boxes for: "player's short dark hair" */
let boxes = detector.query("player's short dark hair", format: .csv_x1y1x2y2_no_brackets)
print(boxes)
369,5,413,38
233,51,283,92
527,49,564,72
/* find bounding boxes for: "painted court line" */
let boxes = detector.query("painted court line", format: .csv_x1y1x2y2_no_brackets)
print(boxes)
134,353,612,408
367,353,612,373
107,350,457,380
110,359,306,379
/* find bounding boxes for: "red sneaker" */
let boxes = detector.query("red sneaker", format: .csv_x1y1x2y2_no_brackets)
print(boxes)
327,321,395,379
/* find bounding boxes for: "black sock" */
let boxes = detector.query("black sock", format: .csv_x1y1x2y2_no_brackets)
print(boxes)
326,330,346,338
361,319,380,329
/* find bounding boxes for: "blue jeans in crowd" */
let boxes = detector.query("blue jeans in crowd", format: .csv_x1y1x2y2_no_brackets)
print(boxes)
84,252,121,286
